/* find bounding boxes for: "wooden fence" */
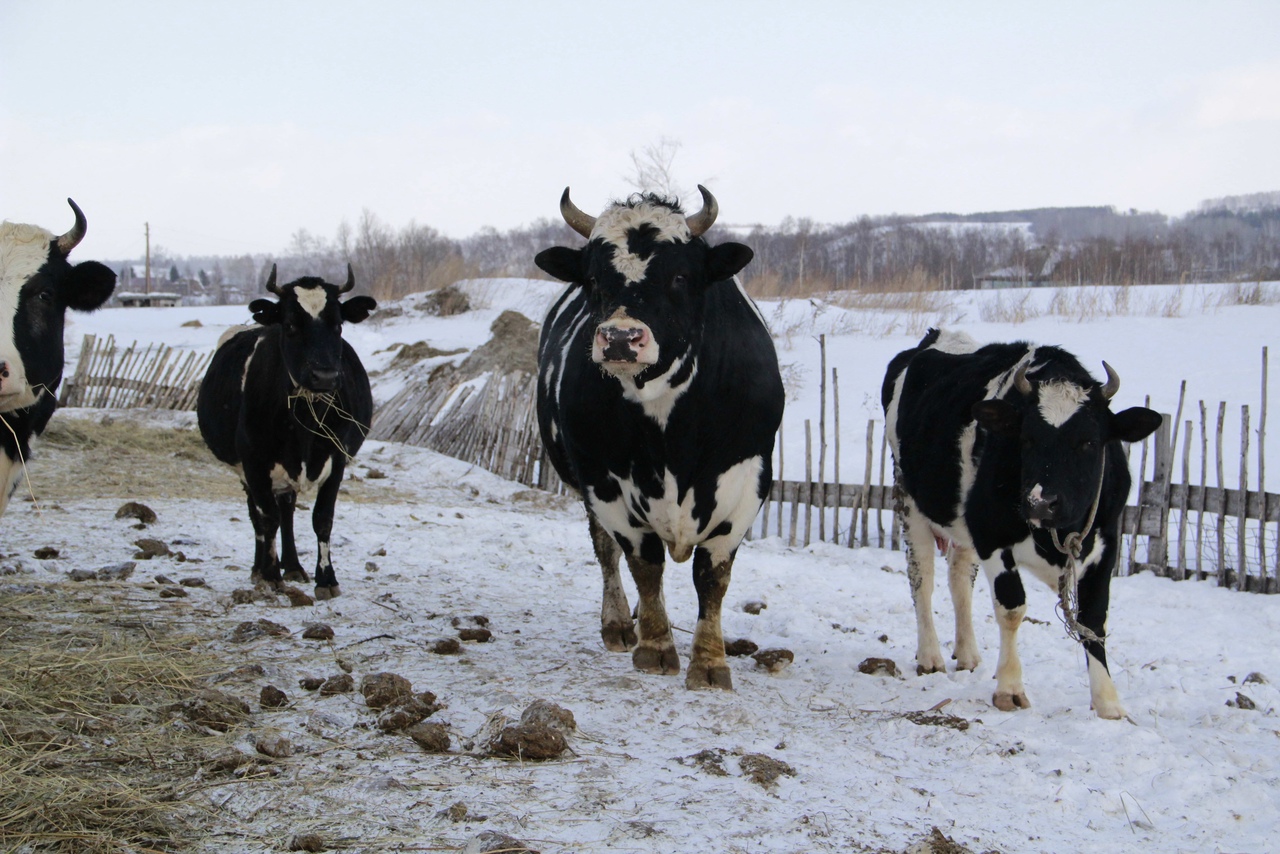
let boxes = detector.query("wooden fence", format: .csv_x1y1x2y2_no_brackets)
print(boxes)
62,331,1277,593
60,334,210,410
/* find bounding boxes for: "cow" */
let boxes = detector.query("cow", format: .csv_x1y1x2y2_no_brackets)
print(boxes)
535,185,784,690
0,199,116,516
197,265,375,600
882,328,1162,718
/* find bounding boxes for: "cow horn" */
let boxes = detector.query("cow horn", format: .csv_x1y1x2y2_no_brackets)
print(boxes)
1013,363,1033,396
559,187,596,239
1101,361,1120,400
265,264,281,294
56,198,87,254
340,263,356,293
685,184,719,238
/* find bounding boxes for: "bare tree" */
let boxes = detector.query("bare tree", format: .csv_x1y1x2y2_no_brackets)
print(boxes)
625,137,686,201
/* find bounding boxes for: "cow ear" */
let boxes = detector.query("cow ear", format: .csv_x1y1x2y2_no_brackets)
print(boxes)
706,242,754,283
249,298,281,325
972,400,1021,436
341,295,377,324
1110,407,1163,443
63,260,117,312
535,247,585,285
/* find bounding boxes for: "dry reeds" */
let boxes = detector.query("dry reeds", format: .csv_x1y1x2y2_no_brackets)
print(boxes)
0,586,224,852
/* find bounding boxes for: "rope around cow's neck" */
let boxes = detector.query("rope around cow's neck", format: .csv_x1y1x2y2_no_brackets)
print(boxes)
1047,454,1107,645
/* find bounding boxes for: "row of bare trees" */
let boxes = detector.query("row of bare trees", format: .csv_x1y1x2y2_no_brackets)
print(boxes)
138,198,1280,305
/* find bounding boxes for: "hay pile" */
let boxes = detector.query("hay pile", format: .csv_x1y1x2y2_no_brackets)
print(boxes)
0,583,227,852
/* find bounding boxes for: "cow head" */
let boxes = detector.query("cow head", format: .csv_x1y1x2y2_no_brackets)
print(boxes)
248,265,376,393
0,199,116,412
534,185,753,388
972,362,1162,528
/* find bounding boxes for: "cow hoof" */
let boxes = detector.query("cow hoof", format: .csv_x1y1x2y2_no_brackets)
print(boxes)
953,652,981,672
993,690,1031,711
315,584,341,601
1092,700,1126,720
633,645,680,675
601,623,637,652
916,662,946,676
283,567,311,583
685,663,733,691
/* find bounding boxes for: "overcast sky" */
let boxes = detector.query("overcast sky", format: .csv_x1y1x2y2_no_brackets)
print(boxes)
3,0,1279,259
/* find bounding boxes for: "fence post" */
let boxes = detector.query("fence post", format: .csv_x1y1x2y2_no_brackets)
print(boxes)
1139,414,1173,575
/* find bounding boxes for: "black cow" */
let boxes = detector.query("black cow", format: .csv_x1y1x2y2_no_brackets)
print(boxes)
197,266,375,599
535,186,784,690
0,199,116,515
882,329,1161,717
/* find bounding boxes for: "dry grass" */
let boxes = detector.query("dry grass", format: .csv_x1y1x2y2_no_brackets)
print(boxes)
29,412,410,505
0,585,225,852
1211,281,1280,308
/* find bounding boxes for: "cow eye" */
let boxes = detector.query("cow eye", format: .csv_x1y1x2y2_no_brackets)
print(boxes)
1078,439,1096,451
672,274,688,288
38,289,54,303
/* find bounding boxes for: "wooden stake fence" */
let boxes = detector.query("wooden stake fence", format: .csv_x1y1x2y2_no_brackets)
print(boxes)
60,334,211,410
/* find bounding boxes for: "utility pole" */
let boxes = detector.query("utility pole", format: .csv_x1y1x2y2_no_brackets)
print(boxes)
144,222,152,296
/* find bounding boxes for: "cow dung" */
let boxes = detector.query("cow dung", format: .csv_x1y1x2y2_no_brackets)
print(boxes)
752,648,795,673
298,677,325,691
858,657,901,678
725,638,759,657
170,689,251,733
230,619,291,643
407,722,451,753
282,585,315,607
133,538,171,559
520,700,576,736
302,623,335,641
430,638,462,655
489,722,567,761
33,546,59,559
739,753,796,788
319,674,355,696
260,685,289,708
288,834,327,853
115,501,157,525
458,628,492,643
256,734,294,759
361,672,414,710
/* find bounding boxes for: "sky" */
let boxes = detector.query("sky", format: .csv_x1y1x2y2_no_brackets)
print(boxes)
3,0,1280,259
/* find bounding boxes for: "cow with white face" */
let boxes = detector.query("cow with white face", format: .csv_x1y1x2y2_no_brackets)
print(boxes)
536,186,784,690
197,266,375,600
882,329,1162,718
0,199,116,515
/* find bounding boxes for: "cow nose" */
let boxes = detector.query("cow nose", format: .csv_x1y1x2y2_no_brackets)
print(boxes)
1026,491,1060,521
596,325,648,362
309,368,340,390
0,361,8,379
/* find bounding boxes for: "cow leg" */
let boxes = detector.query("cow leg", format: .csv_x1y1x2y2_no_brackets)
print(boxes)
241,476,282,589
686,544,734,690
901,500,946,674
276,490,311,584
988,558,1031,711
589,515,636,651
310,461,344,600
0,452,20,517
623,534,679,676
1076,557,1124,719
947,545,982,672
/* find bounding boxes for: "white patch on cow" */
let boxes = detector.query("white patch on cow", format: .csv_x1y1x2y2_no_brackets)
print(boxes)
954,422,979,530
617,356,693,429
987,348,1039,399
318,542,332,568
555,310,592,408
884,370,908,457
0,450,22,517
217,325,251,350
270,458,333,496
928,328,980,355
294,285,328,319
591,202,690,285
588,455,763,566
1037,380,1089,427
0,223,56,411
243,335,264,391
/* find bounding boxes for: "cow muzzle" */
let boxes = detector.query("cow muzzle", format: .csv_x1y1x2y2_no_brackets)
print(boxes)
1023,484,1061,526
592,318,657,371
0,360,38,412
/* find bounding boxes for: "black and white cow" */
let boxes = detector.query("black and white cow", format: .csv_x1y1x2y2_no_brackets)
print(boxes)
882,329,1162,718
0,199,116,515
197,266,375,600
535,186,784,690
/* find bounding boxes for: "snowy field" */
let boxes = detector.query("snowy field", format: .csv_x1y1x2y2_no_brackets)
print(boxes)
4,278,1279,852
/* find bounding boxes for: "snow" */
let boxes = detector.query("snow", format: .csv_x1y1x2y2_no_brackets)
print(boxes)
10,277,1280,852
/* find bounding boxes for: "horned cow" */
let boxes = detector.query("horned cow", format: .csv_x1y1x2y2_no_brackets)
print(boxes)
0,199,116,515
197,265,375,599
535,186,784,690
882,328,1161,718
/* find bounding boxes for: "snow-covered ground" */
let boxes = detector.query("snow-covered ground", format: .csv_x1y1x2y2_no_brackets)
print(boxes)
9,277,1277,852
